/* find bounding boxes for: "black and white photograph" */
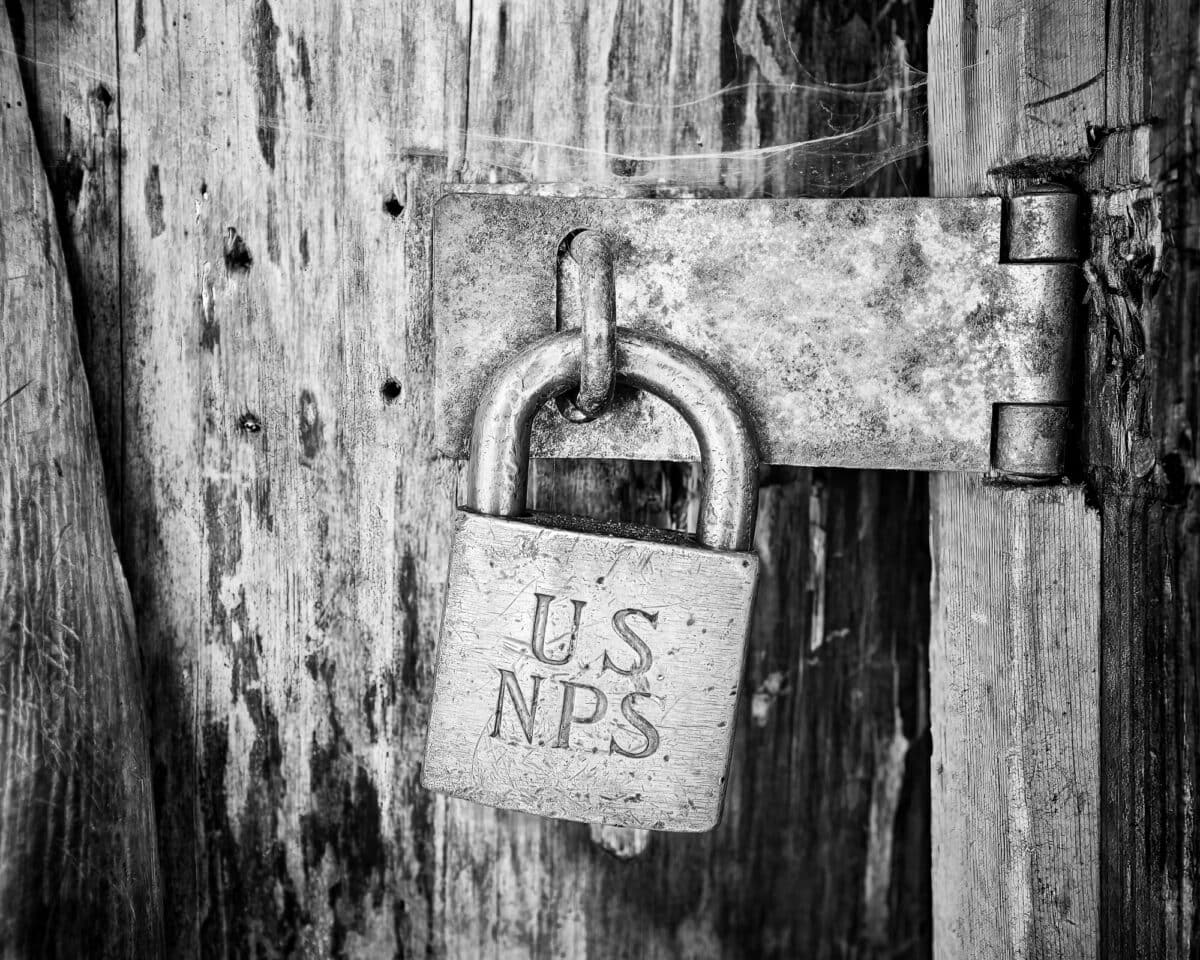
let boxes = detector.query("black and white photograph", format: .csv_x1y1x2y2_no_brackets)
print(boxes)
0,1,1195,957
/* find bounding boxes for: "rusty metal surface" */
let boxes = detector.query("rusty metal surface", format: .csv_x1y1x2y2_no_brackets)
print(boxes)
421,510,758,831
432,193,1078,471
464,330,759,552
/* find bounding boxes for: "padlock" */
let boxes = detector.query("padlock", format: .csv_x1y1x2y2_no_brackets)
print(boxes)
421,329,759,831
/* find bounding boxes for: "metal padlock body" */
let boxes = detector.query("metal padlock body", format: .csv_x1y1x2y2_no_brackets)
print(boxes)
422,331,760,831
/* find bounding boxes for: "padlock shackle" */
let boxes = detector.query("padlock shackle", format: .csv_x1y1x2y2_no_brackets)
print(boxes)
465,330,759,552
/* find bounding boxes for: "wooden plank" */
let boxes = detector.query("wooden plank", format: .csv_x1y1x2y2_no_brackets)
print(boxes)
929,479,1099,955
114,1,470,953
928,1,1105,957
927,0,1105,192
1086,1,1200,954
0,10,162,955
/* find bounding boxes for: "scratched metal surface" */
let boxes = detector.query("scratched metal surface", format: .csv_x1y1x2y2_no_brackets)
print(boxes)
432,194,1076,470
422,510,758,831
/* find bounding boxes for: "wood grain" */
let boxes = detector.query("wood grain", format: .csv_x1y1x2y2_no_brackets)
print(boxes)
114,1,470,953
927,0,1105,192
927,1,1105,957
929,479,1099,956
7,0,123,530
15,0,934,955
1086,1,1200,954
0,11,162,955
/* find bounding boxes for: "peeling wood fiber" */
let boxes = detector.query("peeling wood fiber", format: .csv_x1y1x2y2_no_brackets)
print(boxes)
1087,1,1200,955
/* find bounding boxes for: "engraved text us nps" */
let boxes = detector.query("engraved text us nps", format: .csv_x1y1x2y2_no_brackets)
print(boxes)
491,592,661,759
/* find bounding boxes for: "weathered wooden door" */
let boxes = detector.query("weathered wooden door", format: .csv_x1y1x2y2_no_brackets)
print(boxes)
2,0,1195,958
7,1,932,955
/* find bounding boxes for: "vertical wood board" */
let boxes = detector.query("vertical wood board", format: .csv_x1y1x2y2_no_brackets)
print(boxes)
1085,1,1200,955
927,1,1104,957
929,478,1099,956
0,12,162,954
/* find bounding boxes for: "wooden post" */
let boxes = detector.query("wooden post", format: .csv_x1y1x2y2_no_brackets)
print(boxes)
927,2,1105,957
1088,0,1200,953
0,10,162,955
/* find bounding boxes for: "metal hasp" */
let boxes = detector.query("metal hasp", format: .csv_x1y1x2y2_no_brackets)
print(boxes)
432,189,1081,474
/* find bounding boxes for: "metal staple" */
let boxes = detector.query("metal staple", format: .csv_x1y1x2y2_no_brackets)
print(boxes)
557,230,616,423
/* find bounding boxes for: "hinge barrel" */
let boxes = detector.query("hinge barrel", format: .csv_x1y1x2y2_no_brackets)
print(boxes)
993,186,1082,479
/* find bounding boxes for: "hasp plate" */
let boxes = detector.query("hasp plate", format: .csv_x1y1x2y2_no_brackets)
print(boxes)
432,192,1076,471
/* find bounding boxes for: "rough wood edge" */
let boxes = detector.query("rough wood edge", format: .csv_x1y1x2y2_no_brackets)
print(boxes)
0,8,163,953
